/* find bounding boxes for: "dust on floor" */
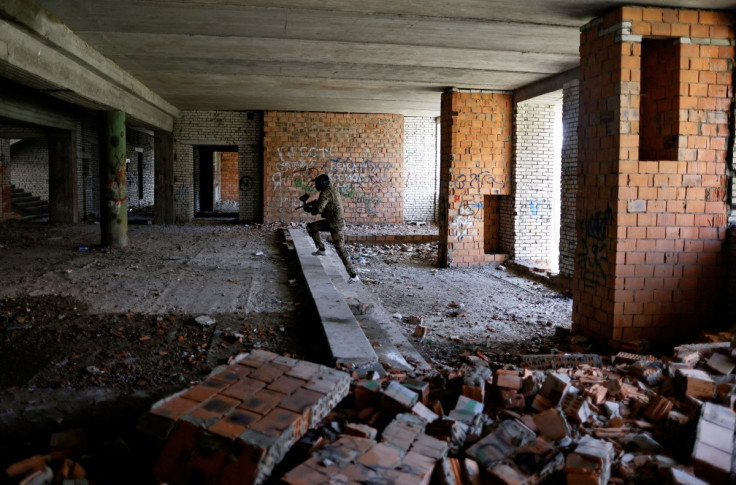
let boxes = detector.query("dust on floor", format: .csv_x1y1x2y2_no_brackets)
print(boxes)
0,220,572,482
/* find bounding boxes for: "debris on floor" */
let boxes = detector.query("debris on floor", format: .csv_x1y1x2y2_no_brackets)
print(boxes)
7,331,736,484
139,350,351,485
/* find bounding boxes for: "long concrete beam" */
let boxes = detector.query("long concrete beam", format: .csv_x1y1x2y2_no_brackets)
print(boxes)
288,228,379,369
0,0,178,131
514,68,579,104
0,88,76,130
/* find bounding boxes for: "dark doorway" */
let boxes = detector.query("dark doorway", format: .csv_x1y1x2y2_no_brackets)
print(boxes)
199,147,215,212
195,145,238,220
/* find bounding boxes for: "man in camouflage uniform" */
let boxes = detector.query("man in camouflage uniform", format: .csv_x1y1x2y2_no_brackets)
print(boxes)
304,174,359,282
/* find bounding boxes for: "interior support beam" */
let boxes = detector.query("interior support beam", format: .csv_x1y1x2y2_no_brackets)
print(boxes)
0,1,178,131
102,110,128,248
48,129,78,223
154,130,175,225
514,68,579,104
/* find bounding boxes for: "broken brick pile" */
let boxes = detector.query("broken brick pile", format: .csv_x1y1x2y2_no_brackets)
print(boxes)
275,336,736,484
129,334,736,484
138,350,350,485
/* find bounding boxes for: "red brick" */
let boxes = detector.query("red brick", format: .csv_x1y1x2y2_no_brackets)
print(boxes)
209,408,261,440
181,379,231,402
221,377,267,401
241,389,286,416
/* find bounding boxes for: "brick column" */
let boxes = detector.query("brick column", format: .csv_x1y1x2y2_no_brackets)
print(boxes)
49,128,78,224
154,130,175,225
575,6,733,344
514,102,559,268
559,80,580,281
0,139,9,221
439,89,513,267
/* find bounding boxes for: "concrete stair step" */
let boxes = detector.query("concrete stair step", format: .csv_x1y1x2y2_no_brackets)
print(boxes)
15,199,45,208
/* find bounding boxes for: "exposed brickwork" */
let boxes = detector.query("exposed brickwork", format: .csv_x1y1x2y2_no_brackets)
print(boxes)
575,6,733,343
125,129,155,209
220,151,239,201
730,228,736,321
439,89,512,267
0,139,10,221
263,111,404,224
281,413,447,485
80,111,100,220
173,111,262,222
559,80,580,280
142,350,350,485
514,102,560,268
343,234,438,245
10,139,49,202
404,117,439,223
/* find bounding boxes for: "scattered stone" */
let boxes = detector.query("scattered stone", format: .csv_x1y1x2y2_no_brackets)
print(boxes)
194,315,216,327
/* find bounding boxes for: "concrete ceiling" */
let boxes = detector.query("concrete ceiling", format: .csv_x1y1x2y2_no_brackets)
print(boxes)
34,0,736,117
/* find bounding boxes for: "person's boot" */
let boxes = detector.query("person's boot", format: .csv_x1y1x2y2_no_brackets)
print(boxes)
312,247,326,256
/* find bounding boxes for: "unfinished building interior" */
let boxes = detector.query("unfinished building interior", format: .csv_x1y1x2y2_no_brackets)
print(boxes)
2,1,736,484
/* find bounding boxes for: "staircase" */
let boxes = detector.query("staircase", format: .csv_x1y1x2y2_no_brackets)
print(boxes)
11,185,49,217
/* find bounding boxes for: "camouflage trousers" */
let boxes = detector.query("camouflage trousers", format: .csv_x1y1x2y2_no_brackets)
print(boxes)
306,219,356,278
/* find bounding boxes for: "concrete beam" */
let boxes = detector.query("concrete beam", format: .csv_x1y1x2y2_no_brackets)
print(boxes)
514,68,579,104
289,228,378,368
0,0,178,131
0,89,76,130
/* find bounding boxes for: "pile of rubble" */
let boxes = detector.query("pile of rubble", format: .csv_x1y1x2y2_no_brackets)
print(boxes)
5,334,736,484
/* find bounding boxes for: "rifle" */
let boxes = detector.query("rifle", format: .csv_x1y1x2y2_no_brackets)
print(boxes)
294,193,316,212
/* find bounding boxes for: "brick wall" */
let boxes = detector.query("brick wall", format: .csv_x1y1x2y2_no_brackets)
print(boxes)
439,89,512,267
174,111,262,222
263,111,404,224
559,80,580,279
220,151,239,201
404,117,439,222
513,102,559,267
80,111,100,220
575,6,733,344
0,139,9,221
126,129,155,208
730,228,736,321
10,139,49,201
730,102,736,228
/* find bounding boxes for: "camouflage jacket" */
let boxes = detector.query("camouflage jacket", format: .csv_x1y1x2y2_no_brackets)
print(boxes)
310,185,345,229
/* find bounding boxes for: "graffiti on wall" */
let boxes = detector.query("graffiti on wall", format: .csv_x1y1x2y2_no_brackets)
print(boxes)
449,200,484,240
454,171,505,192
576,208,613,289
272,145,390,215
525,199,552,217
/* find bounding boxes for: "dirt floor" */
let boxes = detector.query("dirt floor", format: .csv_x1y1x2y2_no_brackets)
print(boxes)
345,237,573,368
0,219,572,482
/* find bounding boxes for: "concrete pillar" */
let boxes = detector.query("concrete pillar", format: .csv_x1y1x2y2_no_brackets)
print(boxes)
154,130,175,224
438,89,513,267
0,139,10,222
101,110,128,247
575,6,732,345
48,129,78,223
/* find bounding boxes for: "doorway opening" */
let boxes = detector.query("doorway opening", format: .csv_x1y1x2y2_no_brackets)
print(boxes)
195,145,239,221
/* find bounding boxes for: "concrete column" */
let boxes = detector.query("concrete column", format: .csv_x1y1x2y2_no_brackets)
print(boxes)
102,110,128,247
0,139,10,222
48,129,78,223
154,130,175,224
